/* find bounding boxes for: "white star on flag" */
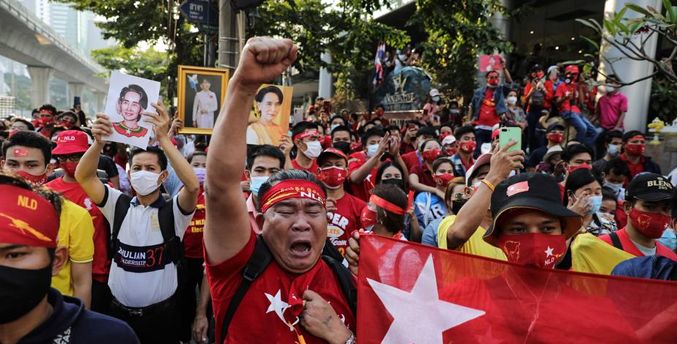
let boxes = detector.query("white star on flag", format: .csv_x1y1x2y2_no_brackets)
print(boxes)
265,290,290,325
545,246,554,258
367,255,486,344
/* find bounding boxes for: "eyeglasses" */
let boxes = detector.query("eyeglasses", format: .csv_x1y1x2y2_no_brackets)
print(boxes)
56,154,83,163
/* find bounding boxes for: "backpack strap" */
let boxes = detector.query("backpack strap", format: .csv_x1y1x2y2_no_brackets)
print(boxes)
609,231,623,250
110,193,132,260
158,198,183,265
219,235,273,341
321,255,357,316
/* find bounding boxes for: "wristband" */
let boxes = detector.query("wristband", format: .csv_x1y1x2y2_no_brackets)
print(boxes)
481,179,496,192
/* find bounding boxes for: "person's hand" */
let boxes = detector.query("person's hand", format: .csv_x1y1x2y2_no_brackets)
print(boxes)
299,290,351,344
485,140,525,185
192,314,209,344
241,180,251,193
279,134,293,156
345,231,361,275
233,37,298,93
326,197,337,213
145,99,171,140
389,135,401,157
376,132,391,156
568,193,592,217
169,117,183,136
91,113,112,145
200,109,208,114
193,121,198,127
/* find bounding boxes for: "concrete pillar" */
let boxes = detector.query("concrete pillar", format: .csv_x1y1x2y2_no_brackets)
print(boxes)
67,82,85,106
318,51,333,99
27,66,53,106
599,0,662,131
94,91,106,113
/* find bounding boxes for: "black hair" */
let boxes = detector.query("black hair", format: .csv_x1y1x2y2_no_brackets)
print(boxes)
606,74,620,83
415,126,438,140
31,108,39,115
129,146,168,171
405,120,421,129
329,115,347,126
39,104,57,116
485,70,500,79
419,138,439,153
563,168,602,205
622,130,645,143
246,144,285,171
371,184,407,234
255,85,284,104
12,118,35,131
2,130,52,166
375,161,406,186
605,130,624,144
118,84,149,110
256,169,326,209
561,144,593,163
601,187,617,203
387,125,401,133
330,125,352,140
188,151,207,164
454,125,475,141
604,158,631,179
58,111,78,122
361,127,385,145
291,121,319,141
432,157,452,173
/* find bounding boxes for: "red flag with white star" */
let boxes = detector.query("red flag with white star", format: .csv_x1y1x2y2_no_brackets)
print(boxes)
357,235,677,344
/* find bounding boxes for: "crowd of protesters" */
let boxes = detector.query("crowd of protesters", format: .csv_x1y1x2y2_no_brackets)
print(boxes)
0,37,676,344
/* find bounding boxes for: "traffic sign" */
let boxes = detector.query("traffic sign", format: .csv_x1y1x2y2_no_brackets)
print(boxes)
179,0,218,24
198,23,219,34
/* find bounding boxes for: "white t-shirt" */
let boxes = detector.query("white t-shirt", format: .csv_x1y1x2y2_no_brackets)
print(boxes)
98,185,194,307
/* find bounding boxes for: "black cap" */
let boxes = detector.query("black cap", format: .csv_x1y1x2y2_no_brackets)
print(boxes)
546,123,565,133
484,173,582,246
625,173,674,202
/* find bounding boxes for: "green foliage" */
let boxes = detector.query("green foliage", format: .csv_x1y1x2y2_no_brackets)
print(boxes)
92,45,169,97
649,78,677,123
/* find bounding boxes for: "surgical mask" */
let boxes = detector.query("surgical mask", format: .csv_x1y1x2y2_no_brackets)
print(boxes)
606,86,615,93
330,123,340,133
604,180,623,195
0,264,52,324
507,96,518,105
250,176,269,197
193,167,206,185
607,144,620,157
450,109,460,114
432,96,440,102
588,195,603,215
496,233,566,269
302,141,323,159
366,144,379,157
130,170,162,196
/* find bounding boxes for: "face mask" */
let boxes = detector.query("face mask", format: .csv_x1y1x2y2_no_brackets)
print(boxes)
130,170,161,196
16,169,48,186
537,71,545,79
361,206,378,230
398,54,407,61
381,178,405,191
565,77,572,84
330,124,340,133
434,173,454,188
58,120,74,129
451,199,467,215
568,164,591,174
604,180,623,195
607,144,620,157
250,176,269,197
629,208,671,239
496,233,567,269
0,264,52,324
366,143,380,158
487,78,499,87
460,141,476,154
507,96,518,105
547,133,563,144
193,167,206,185
625,143,646,156
422,149,442,163
60,161,78,178
606,86,615,93
445,146,458,156
318,166,347,189
587,195,603,215
302,141,323,159
432,96,440,103
450,109,460,114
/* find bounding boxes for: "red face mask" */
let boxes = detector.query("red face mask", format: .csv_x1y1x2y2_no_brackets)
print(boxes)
15,170,47,186
318,166,347,189
60,161,78,178
487,77,499,87
445,146,458,156
629,208,670,239
422,149,442,163
546,133,563,144
568,164,592,174
361,206,378,230
496,233,567,269
460,141,476,154
537,71,545,79
625,143,646,156
58,120,74,129
434,173,454,188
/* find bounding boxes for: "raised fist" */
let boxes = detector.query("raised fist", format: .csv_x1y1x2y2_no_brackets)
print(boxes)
233,37,298,93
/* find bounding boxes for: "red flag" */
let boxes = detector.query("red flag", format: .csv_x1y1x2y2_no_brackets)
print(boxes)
357,235,677,344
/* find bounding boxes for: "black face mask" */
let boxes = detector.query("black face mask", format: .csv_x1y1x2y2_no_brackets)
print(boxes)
451,199,468,215
381,178,405,191
0,263,52,324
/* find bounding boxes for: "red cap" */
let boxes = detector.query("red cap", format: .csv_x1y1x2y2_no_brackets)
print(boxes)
491,129,500,140
0,184,59,248
317,147,348,165
52,130,91,155
565,65,579,74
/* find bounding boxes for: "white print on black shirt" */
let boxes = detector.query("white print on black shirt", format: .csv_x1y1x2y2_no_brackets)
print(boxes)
114,240,169,273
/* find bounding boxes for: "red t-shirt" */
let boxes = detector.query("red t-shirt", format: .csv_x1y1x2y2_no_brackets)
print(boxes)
599,228,677,261
348,151,377,202
524,81,555,110
183,188,205,259
206,232,356,344
46,177,111,283
474,88,500,127
292,158,319,176
555,83,580,114
401,150,422,173
399,141,416,156
620,153,644,179
327,193,366,256
410,164,436,188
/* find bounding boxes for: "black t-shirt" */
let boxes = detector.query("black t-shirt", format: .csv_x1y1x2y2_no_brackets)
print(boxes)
98,155,119,178
527,146,548,168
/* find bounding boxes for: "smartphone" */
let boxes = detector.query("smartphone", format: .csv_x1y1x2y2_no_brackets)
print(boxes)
499,127,521,153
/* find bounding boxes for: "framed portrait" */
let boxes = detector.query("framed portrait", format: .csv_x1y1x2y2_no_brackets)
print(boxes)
177,65,229,135
245,84,294,146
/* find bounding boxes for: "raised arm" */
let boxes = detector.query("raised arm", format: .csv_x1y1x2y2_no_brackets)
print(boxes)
349,133,389,184
205,38,298,265
75,113,109,205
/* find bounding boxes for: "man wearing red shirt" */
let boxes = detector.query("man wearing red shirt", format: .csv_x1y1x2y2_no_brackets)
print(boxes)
619,131,661,179
204,38,356,344
596,74,627,131
400,126,436,172
554,65,598,146
469,69,512,157
317,148,366,256
291,122,321,175
46,130,110,313
599,174,677,261
399,120,421,155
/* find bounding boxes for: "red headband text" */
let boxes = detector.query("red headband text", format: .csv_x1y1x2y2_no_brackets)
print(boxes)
260,180,326,213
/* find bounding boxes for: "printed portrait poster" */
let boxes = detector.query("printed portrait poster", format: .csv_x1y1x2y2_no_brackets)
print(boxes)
103,71,160,150
479,54,504,72
246,84,294,146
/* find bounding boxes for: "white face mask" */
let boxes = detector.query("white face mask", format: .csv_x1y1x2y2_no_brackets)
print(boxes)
366,144,379,157
507,96,518,105
606,86,616,93
302,141,323,159
130,170,162,196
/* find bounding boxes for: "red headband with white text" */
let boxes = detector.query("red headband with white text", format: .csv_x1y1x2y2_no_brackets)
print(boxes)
260,180,326,213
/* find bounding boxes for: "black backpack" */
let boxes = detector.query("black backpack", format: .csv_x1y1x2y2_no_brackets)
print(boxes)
219,236,357,340
530,88,545,107
109,194,184,266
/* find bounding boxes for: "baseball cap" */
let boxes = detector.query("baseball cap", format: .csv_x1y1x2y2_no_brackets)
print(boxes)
0,183,59,248
546,123,565,133
52,130,91,155
484,173,582,246
430,89,440,97
441,135,456,146
465,153,492,187
317,148,348,166
625,173,674,202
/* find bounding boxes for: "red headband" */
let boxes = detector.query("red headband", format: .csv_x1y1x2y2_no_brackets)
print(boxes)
39,109,53,116
0,185,59,248
628,135,644,142
368,191,414,216
260,180,326,213
294,129,320,141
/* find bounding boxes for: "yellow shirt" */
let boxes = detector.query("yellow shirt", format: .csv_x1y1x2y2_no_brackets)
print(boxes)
437,215,506,261
51,199,95,296
571,233,635,275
